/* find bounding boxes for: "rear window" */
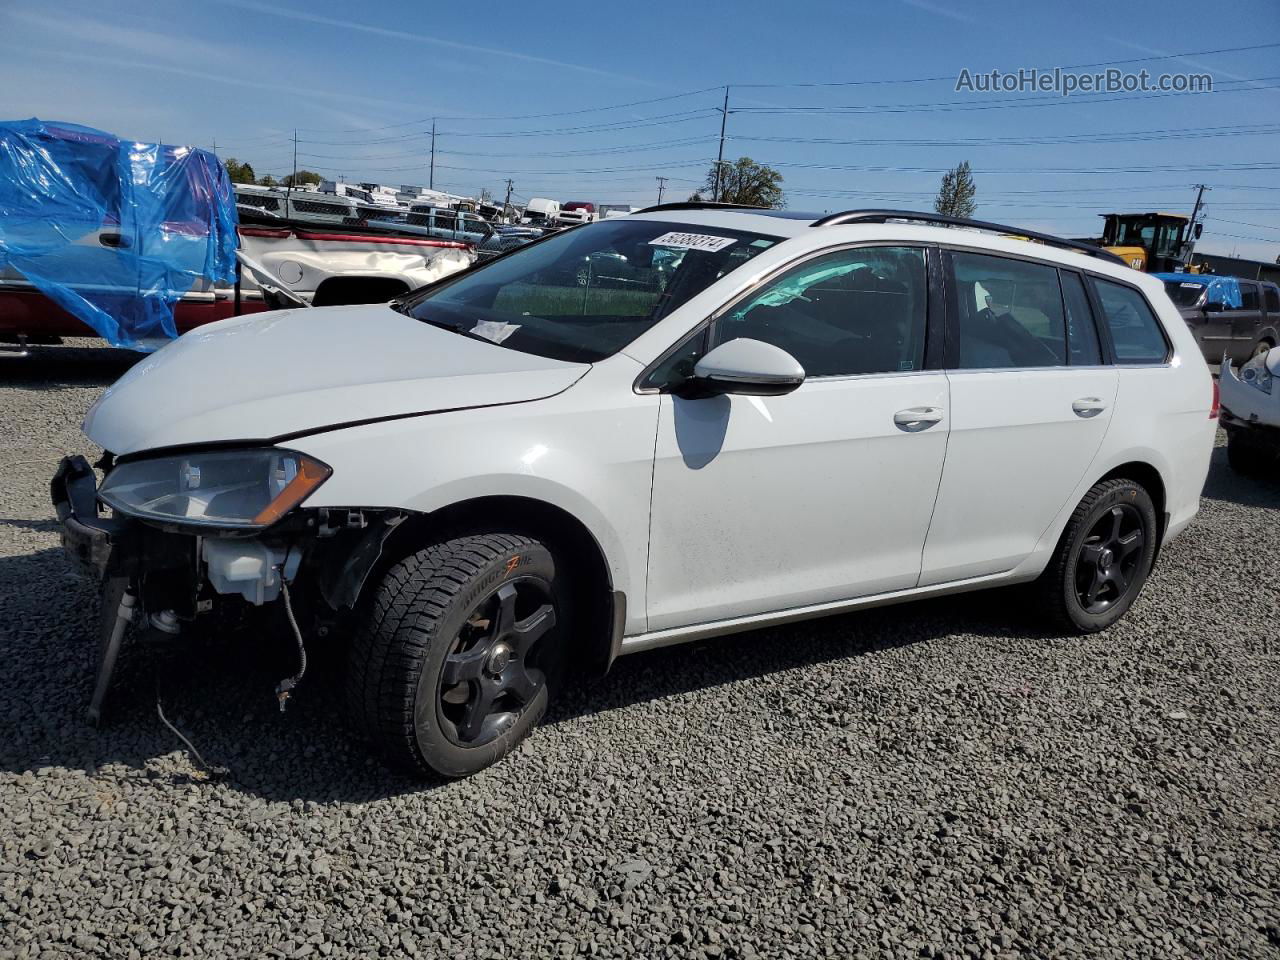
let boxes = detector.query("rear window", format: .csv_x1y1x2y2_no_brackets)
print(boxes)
950,251,1068,368
1092,279,1170,365
1162,280,1207,308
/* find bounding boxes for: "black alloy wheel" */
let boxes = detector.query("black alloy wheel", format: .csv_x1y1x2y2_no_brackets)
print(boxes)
1035,478,1158,633
437,579,557,746
1074,504,1145,614
347,532,568,778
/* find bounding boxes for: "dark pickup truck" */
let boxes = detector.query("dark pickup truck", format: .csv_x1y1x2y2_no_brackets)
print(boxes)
1155,272,1280,365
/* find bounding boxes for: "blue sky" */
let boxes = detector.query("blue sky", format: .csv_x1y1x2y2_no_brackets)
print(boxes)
2,0,1278,260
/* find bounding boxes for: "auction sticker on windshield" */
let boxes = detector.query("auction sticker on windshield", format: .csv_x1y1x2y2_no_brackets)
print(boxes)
650,232,737,252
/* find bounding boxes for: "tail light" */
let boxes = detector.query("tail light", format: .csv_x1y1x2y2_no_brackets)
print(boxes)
1209,379,1220,419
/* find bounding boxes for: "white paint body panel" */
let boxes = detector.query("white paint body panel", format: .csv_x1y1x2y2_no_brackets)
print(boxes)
919,367,1119,585
237,231,475,300
83,305,587,455
1220,351,1280,427
647,374,948,630
80,213,1217,649
288,357,659,635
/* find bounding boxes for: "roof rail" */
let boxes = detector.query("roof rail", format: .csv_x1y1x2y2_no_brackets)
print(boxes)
810,209,1128,266
634,201,768,214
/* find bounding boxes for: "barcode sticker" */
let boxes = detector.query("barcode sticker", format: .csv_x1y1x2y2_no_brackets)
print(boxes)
649,232,737,252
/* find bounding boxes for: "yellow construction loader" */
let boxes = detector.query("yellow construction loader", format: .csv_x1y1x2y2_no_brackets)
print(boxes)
1096,212,1203,273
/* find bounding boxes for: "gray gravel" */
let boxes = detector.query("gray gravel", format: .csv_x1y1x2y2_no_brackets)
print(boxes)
2,340,1278,960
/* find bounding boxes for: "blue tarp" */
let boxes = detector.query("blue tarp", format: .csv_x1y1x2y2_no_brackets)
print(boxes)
0,118,238,349
1152,271,1243,309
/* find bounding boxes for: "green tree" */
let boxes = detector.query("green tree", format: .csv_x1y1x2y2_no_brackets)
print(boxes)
692,156,784,208
282,169,323,188
934,161,976,218
258,174,279,187
223,157,257,184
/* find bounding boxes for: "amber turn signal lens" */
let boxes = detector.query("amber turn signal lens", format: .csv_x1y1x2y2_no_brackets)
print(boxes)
252,456,332,526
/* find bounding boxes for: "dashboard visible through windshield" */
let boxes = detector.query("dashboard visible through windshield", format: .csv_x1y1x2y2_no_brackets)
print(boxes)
403,219,782,362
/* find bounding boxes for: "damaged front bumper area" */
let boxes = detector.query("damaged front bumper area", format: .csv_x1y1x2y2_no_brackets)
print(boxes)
51,454,402,723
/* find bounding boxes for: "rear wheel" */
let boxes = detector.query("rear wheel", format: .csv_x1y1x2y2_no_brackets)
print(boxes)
1250,339,1273,360
346,532,567,778
1035,479,1158,633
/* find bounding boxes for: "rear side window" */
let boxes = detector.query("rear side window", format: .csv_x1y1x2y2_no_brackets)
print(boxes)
1060,270,1102,365
1266,285,1280,312
950,252,1067,368
1092,279,1169,364
1240,281,1260,311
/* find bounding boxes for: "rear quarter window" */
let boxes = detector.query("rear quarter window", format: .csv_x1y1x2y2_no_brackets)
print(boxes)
1092,279,1170,365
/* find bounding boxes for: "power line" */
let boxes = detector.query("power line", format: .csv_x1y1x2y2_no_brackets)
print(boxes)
732,76,1280,116
731,40,1280,88
296,109,720,146
293,85,726,134
732,123,1280,149
297,136,717,162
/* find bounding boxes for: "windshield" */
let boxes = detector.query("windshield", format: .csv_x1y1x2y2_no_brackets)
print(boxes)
403,218,782,362
1163,280,1207,307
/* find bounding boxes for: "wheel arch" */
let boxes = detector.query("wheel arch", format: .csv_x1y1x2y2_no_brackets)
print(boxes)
1095,459,1168,553
369,495,623,678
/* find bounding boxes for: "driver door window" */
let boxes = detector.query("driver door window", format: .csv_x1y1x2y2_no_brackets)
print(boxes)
710,246,929,378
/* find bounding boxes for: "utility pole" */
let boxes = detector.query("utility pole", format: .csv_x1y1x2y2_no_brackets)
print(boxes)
429,119,436,191
503,178,514,220
656,176,668,204
713,86,729,202
287,128,297,199
1185,183,1210,263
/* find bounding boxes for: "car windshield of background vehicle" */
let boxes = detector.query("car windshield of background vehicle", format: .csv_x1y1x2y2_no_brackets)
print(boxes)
403,219,781,362
1163,280,1207,307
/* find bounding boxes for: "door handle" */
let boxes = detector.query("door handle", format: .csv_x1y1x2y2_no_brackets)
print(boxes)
1072,397,1108,418
893,406,944,431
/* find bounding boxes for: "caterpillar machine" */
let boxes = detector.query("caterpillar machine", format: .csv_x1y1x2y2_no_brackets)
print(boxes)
1093,212,1203,273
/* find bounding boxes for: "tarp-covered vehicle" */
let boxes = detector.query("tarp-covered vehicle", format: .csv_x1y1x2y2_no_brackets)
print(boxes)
0,118,243,349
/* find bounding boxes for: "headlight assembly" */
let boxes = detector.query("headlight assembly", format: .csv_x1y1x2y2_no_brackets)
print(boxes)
99,448,331,529
1240,351,1274,395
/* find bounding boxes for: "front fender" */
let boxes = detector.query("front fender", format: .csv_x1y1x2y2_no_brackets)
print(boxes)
288,372,658,634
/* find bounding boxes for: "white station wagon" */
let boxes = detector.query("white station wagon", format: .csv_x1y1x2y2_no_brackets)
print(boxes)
53,205,1217,778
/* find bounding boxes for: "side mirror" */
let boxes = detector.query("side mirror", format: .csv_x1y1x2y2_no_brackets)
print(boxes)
681,338,806,398
1194,223,1204,239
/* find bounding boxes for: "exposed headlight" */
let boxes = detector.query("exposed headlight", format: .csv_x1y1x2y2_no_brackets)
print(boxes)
99,449,331,528
1240,351,1274,395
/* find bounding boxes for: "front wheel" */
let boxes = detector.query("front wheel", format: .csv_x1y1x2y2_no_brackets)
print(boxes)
1034,479,1158,633
346,532,567,778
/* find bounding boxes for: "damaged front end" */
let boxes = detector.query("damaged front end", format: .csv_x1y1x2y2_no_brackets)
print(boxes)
1220,349,1280,473
51,451,402,723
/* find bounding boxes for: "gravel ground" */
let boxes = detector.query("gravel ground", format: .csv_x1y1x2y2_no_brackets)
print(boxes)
1,340,1277,960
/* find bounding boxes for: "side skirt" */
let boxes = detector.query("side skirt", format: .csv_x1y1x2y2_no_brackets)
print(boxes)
617,570,1029,655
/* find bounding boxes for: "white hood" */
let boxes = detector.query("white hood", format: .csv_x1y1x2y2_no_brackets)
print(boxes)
84,304,589,455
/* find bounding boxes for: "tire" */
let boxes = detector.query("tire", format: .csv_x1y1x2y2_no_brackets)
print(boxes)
1034,479,1158,634
346,532,568,778
1250,340,1273,360
1227,429,1270,476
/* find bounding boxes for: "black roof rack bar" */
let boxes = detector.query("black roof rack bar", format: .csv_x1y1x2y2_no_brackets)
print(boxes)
634,201,768,214
810,208,1128,266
